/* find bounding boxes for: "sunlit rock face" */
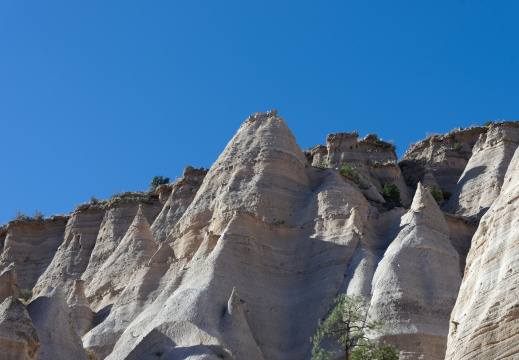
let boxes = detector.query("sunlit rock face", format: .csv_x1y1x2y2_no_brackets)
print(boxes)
0,295,40,360
0,263,19,303
308,131,413,207
4,113,519,360
0,216,68,290
446,145,519,360
443,122,519,219
369,183,462,360
67,279,93,337
400,126,486,194
27,287,89,360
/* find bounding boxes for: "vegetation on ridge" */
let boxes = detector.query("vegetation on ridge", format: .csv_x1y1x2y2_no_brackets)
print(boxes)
149,175,170,190
340,163,360,183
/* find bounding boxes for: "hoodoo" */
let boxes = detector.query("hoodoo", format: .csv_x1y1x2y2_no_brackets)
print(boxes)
2,112,519,359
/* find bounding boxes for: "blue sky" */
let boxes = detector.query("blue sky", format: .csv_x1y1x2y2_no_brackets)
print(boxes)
1,1,518,224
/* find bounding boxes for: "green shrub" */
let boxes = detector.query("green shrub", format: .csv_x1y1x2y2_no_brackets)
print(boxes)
318,163,327,170
428,186,445,205
90,196,100,204
149,175,170,190
274,219,285,226
454,142,463,151
483,120,493,127
19,289,32,302
382,183,400,205
340,163,360,183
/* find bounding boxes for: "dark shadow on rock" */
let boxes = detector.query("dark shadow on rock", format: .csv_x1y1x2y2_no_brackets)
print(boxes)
93,304,113,327
442,165,487,214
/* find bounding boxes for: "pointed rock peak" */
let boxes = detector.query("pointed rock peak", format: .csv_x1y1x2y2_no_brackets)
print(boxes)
246,109,279,123
422,171,440,190
410,182,449,234
239,110,293,134
131,205,151,229
27,286,89,360
0,297,41,360
411,182,439,212
67,279,93,337
0,262,19,303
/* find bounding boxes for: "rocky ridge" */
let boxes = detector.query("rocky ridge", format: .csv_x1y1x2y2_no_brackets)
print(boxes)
0,112,518,359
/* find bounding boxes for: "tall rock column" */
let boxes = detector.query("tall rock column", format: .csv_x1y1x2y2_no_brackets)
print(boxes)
0,263,19,303
67,279,93,337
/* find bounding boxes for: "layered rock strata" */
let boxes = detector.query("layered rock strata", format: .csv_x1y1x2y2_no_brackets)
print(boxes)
0,297,40,360
33,196,163,299
400,126,486,193
446,145,519,360
0,216,68,290
27,287,89,360
307,131,413,206
86,205,158,311
0,263,19,303
3,112,519,359
67,279,93,337
443,121,519,218
370,183,462,360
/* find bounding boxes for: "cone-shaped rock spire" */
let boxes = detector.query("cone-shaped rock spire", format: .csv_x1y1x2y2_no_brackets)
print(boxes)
0,263,19,303
67,279,93,337
85,205,158,303
0,297,40,360
27,287,89,360
369,182,461,360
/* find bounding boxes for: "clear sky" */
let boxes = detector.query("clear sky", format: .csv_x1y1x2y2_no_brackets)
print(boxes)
1,1,518,224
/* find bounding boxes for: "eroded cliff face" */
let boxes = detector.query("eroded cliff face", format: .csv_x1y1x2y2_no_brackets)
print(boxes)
400,126,486,194
307,131,413,206
2,113,519,360
445,144,519,360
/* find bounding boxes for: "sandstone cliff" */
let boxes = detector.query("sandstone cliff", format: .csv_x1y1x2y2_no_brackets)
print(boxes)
446,144,519,360
2,112,519,360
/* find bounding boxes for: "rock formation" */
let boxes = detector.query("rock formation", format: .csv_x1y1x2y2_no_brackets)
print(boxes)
0,262,19,303
0,216,68,290
400,126,486,194
445,144,519,360
27,287,89,360
67,279,93,337
2,112,519,359
0,297,40,360
370,183,462,360
443,121,519,218
307,131,413,206
85,205,158,311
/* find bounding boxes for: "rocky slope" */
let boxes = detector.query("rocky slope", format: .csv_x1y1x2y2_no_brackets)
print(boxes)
1,112,519,359
445,143,519,360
